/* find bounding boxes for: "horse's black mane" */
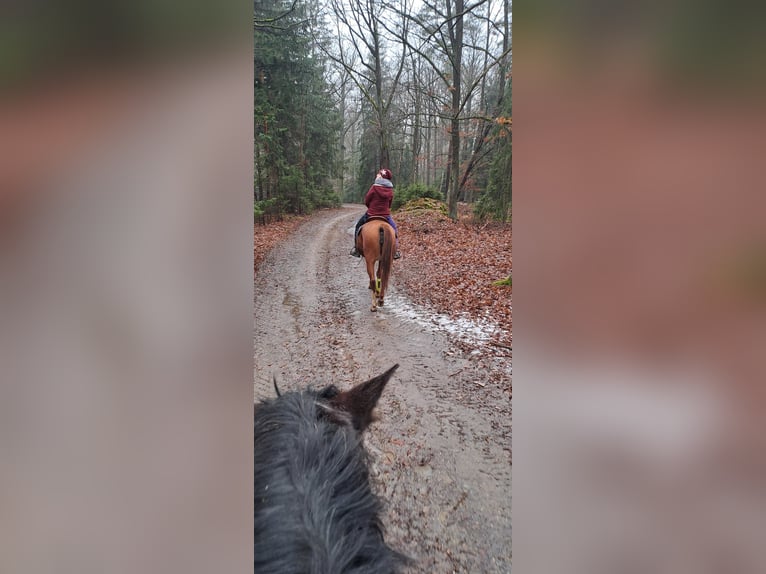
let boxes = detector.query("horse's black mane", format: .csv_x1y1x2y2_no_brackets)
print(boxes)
254,386,408,574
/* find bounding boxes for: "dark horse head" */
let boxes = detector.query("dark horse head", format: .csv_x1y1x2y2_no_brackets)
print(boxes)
254,364,409,573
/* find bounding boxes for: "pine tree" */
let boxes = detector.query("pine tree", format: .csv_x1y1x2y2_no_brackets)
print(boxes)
254,0,341,217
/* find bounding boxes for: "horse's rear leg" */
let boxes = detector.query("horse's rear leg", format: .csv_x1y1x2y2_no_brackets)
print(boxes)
367,259,378,311
375,263,385,308
377,280,385,306
376,263,385,306
370,283,378,312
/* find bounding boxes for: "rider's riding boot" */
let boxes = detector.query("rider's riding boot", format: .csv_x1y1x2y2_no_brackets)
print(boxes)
394,250,401,260
350,247,361,257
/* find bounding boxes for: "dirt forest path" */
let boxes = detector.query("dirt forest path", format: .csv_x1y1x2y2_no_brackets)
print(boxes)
254,205,511,573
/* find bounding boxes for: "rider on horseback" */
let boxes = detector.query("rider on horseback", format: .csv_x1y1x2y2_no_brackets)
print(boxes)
350,168,401,259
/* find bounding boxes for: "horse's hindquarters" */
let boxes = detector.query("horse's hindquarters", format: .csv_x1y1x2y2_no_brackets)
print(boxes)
359,221,395,312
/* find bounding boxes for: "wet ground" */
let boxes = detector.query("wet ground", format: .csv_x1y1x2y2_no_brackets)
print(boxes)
254,206,511,573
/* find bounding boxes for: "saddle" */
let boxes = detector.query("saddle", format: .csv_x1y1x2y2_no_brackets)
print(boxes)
356,215,389,238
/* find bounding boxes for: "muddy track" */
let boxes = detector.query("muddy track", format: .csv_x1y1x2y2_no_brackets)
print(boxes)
254,206,511,573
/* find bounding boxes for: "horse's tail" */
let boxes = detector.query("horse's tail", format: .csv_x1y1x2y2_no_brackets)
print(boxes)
378,224,394,295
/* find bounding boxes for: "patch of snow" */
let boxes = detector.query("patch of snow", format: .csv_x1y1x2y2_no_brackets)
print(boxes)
386,289,500,347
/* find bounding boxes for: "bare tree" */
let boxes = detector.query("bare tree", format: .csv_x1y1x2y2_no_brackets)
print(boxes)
313,0,511,213
458,0,511,200
321,0,410,171
379,0,510,219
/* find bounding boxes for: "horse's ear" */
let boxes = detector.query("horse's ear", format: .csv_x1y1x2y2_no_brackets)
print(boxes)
330,364,399,432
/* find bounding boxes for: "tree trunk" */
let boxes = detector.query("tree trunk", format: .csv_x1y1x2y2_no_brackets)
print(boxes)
411,56,422,184
446,0,464,221
254,140,263,202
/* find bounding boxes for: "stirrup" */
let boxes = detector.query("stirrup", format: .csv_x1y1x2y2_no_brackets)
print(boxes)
393,251,401,260
350,247,361,258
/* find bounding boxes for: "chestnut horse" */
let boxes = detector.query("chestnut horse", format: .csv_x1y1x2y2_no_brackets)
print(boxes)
355,217,396,312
